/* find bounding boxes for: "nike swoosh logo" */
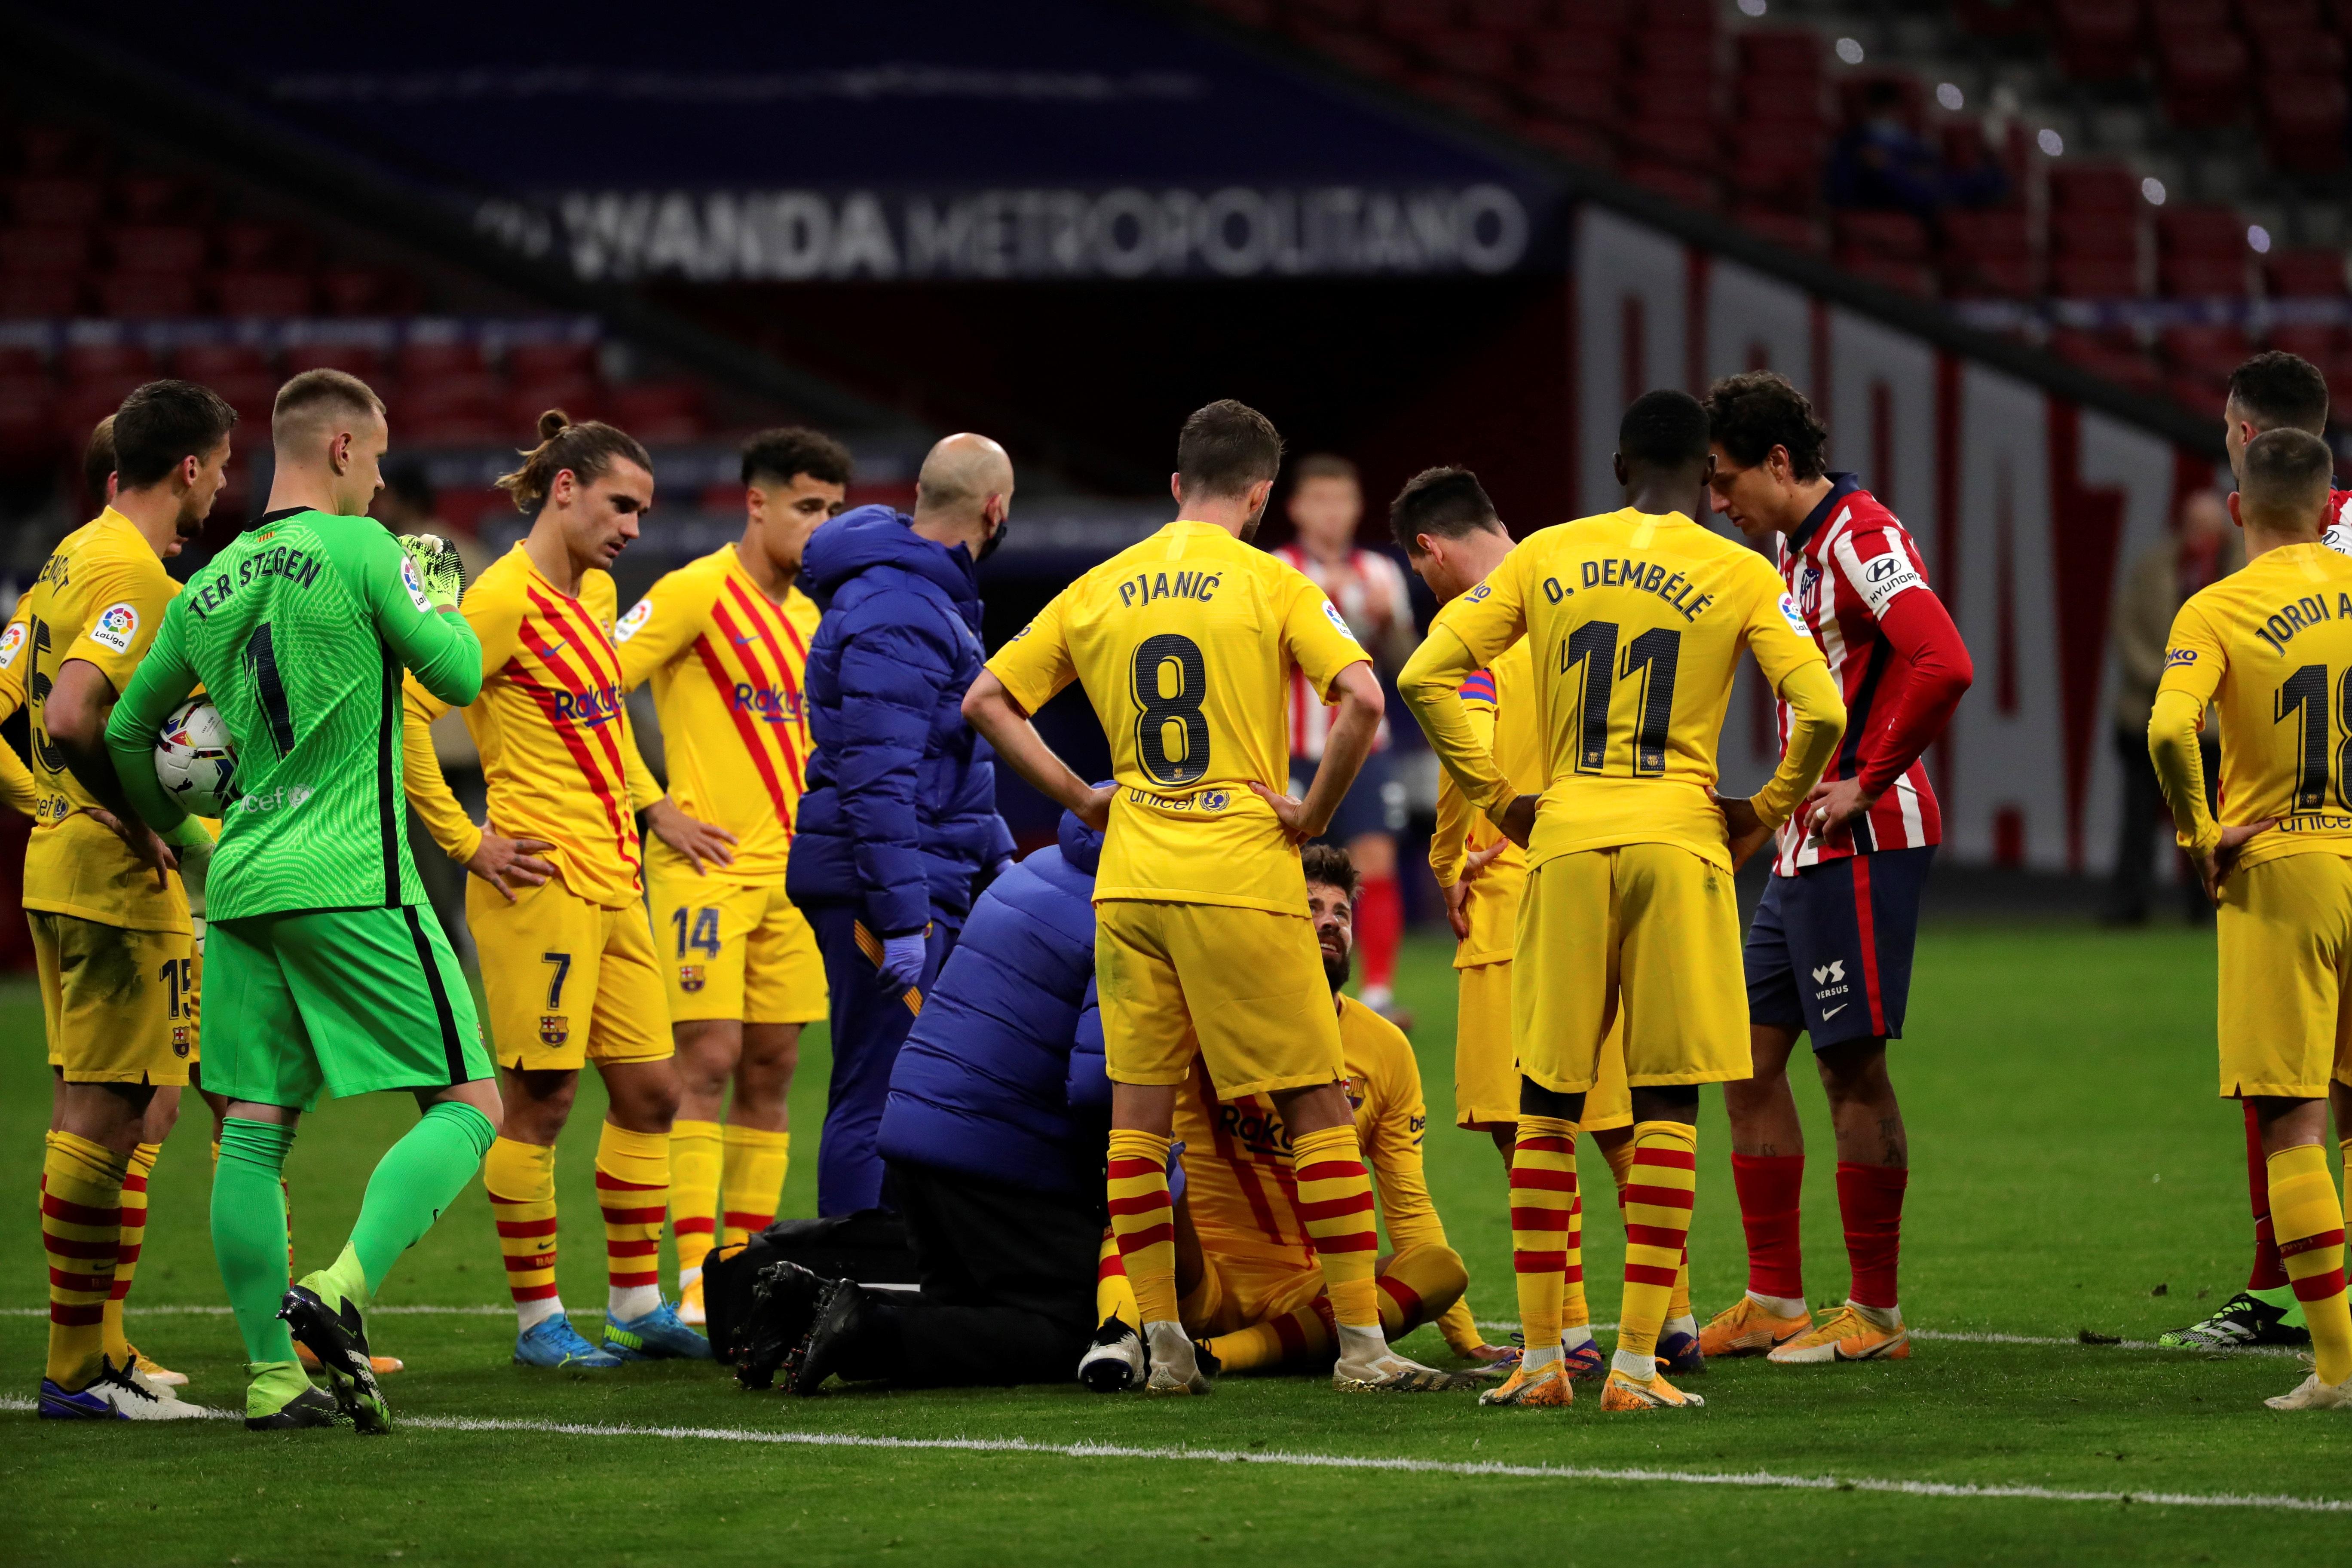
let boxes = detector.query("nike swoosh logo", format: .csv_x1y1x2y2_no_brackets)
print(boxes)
1822,1003,1848,1020
541,638,569,658
733,633,763,646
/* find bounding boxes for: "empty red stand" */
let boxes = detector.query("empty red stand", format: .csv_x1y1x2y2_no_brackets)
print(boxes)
0,374,55,471
114,175,205,224
606,380,707,444
1519,58,1619,124
94,272,198,316
2050,253,2144,295
1939,208,2037,297
2052,0,2147,80
0,275,80,315
507,340,600,381
319,267,411,315
61,339,153,382
284,341,386,380
2267,325,2346,364
1732,128,1826,205
0,227,89,273
1621,158,1720,208
1463,0,1544,25
1957,0,2050,36
1514,115,1617,166
1841,255,1939,297
173,342,272,380
404,370,508,447
2270,247,2349,294
9,177,104,227
1423,32,1513,75
1836,211,1930,261
1732,205,1827,254
209,371,279,432
2263,77,2348,172
214,270,316,316
107,224,208,274
0,346,46,377
2155,17,2249,125
398,339,487,381
2051,328,2168,396
2156,205,2249,295
508,377,600,428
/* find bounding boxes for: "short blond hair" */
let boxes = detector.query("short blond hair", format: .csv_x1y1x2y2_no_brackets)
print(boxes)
272,368,384,448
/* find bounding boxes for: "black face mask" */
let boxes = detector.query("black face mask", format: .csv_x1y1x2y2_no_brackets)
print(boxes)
977,514,1009,563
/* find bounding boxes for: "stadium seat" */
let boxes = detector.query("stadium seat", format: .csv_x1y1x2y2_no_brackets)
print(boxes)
508,377,602,427
1957,0,2050,37
2269,247,2348,294
2050,252,2144,296
61,339,154,383
209,371,280,432
173,341,273,381
1836,211,1930,263
94,271,199,317
2263,76,2348,172
114,174,208,224
319,266,413,315
2155,22,2250,125
0,273,80,316
1621,157,1719,209
1731,203,1828,255
2156,205,2250,296
1513,114,1617,167
1519,60,1620,124
507,340,601,382
607,380,708,444
399,338,487,381
283,341,386,380
2052,0,2148,80
1939,208,2037,297
8,176,105,228
2050,327,2167,395
0,227,90,274
404,370,508,447
213,270,317,317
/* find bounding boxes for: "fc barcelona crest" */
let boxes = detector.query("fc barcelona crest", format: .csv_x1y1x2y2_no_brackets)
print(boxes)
172,1025,190,1058
679,964,706,993
539,1014,570,1046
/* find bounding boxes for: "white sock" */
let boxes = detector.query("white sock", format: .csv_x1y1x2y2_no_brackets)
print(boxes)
1335,1322,1388,1363
1522,1341,1565,1371
1560,1324,1595,1351
1850,1299,1901,1330
1665,1313,1698,1340
1747,1289,1807,1317
1611,1347,1657,1380
1360,983,1394,1009
679,1265,702,1289
609,1283,660,1321
516,1295,564,1333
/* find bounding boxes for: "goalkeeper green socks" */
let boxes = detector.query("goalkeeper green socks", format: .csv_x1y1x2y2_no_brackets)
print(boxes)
214,1118,299,1366
346,1102,497,1298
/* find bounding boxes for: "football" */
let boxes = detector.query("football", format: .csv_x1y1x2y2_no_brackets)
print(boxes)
153,696,237,819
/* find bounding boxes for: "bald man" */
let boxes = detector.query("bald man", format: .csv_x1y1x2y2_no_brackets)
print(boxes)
787,434,1020,1215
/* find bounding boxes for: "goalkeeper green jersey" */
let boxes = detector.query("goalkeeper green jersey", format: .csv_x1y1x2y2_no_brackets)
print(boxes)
106,507,484,921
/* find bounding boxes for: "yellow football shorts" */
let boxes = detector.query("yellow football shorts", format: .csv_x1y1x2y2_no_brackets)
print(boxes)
647,854,827,1026
1456,959,1631,1130
2217,851,2352,1099
1094,900,1344,1099
31,911,193,1086
1180,1244,1325,1339
1513,844,1749,1095
469,873,671,1072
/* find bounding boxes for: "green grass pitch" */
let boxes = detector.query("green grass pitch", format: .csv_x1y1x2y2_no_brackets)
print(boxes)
8,921,2352,1565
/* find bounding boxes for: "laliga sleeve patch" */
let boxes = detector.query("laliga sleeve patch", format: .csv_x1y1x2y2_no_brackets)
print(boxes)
616,597,654,643
1323,599,1363,641
88,602,139,654
0,622,22,669
1777,592,1810,640
400,557,434,613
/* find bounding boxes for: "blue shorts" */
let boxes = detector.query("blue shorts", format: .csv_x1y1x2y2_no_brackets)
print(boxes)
1289,748,1406,844
1744,845,1934,1051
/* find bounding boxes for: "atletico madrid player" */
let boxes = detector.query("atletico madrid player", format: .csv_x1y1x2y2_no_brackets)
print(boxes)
1697,371,1973,1367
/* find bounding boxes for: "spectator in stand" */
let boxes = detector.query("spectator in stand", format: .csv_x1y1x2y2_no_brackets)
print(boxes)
373,458,493,962
1829,80,2006,217
1274,455,1417,1026
2104,488,2237,925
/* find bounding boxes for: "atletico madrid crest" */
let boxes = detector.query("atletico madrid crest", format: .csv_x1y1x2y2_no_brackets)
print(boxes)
539,1014,570,1046
679,965,706,993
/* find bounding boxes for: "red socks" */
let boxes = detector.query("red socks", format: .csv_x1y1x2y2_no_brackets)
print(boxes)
1838,1162,1907,1310
2246,1099,2289,1292
1356,874,1400,993
1732,1152,1805,1300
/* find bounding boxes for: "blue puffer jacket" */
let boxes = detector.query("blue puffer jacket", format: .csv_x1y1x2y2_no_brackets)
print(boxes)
787,505,1015,936
877,809,1111,1196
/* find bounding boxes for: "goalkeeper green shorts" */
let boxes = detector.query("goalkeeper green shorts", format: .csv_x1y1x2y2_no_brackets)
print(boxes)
201,905,491,1110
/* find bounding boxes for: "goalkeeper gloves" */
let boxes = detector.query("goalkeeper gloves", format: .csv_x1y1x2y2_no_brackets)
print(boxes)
398,532,467,612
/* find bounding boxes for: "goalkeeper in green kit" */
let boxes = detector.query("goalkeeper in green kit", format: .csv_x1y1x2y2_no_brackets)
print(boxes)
105,370,497,1433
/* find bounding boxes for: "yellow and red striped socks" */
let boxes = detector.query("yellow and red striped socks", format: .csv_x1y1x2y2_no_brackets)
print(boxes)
1616,1120,1698,1377
2269,1143,2352,1386
669,1119,723,1292
721,1124,789,1248
597,1123,669,1320
43,1130,126,1390
1095,1232,1139,1332
1107,1130,1177,1325
1291,1123,1381,1329
484,1136,562,1329
1510,1115,1578,1364
99,1139,159,1370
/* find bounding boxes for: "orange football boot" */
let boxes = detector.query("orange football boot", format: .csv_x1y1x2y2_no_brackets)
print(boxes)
1697,1294,1812,1358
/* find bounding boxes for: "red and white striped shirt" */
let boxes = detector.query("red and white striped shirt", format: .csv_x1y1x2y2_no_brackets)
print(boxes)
2321,489,2352,556
1773,475,1954,876
1276,542,1410,759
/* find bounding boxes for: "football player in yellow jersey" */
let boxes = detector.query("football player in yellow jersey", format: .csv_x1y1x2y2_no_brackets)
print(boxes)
11,380,235,1421
404,410,727,1369
1400,390,1845,1412
1391,466,1699,1393
967,400,1438,1395
613,427,848,1323
1162,845,1493,1383
2151,427,2352,1410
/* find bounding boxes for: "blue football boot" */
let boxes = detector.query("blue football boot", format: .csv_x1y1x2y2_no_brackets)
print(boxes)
514,1314,623,1369
604,1299,713,1361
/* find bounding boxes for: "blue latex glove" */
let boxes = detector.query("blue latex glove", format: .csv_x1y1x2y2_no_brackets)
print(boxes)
992,857,1015,880
879,933,928,990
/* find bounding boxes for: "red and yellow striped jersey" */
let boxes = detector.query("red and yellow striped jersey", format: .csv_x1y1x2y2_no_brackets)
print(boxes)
1175,994,1456,1266
613,545,818,884
402,544,657,909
